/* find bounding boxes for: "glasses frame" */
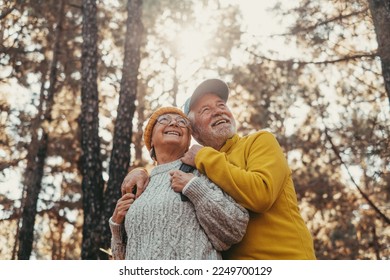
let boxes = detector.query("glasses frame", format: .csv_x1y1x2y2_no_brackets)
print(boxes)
156,114,189,128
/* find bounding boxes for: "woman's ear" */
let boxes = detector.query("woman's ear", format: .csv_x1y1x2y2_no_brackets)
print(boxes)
149,146,157,161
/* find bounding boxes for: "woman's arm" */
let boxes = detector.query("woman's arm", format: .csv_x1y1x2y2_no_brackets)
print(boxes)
109,218,126,260
109,193,135,260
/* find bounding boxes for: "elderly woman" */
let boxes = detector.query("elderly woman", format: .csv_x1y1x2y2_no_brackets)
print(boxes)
109,107,248,260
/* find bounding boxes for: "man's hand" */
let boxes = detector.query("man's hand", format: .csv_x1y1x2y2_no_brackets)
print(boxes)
112,193,135,224
121,168,149,198
169,170,194,193
181,145,203,167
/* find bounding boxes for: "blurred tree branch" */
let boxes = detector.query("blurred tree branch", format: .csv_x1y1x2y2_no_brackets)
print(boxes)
323,126,390,225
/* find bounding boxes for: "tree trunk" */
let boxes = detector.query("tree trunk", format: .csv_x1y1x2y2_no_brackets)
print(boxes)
17,0,64,260
134,83,146,166
368,0,390,105
17,132,48,259
99,0,143,254
79,0,104,260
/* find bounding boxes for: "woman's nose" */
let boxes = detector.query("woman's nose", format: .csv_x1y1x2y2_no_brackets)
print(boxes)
168,119,179,126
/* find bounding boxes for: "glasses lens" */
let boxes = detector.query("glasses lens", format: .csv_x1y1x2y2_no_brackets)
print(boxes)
157,116,170,125
176,118,188,127
157,115,188,127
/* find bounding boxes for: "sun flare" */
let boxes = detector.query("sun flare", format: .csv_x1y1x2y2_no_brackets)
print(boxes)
175,28,210,62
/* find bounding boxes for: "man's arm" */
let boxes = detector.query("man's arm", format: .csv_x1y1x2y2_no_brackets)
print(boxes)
194,131,290,213
183,175,249,251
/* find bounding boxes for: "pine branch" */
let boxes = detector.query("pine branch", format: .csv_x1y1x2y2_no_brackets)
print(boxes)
323,126,390,225
273,7,369,37
246,48,377,66
0,6,15,20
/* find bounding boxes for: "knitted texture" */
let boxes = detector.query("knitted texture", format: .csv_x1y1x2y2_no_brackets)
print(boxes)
110,159,249,260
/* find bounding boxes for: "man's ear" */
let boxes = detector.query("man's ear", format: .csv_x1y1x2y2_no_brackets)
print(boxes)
186,134,192,146
191,128,199,142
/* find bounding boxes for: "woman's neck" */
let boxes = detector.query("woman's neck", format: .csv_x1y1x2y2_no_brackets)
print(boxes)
155,149,185,165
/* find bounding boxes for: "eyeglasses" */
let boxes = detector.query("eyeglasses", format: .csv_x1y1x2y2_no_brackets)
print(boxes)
156,114,189,128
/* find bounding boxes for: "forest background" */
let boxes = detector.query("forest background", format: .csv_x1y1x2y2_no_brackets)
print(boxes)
0,0,389,260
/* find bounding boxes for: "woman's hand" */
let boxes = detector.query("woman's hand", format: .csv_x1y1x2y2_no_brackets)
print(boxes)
169,170,194,193
112,193,136,224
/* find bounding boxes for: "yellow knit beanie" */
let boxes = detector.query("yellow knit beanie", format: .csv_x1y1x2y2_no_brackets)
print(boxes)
143,107,189,152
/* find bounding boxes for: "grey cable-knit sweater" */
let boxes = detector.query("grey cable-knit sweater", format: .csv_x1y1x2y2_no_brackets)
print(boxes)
110,159,249,260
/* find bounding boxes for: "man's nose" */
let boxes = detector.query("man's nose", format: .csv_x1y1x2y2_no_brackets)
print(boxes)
211,106,224,116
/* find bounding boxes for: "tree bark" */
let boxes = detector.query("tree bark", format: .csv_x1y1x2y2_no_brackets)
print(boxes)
134,83,146,166
17,0,64,260
99,0,143,254
79,0,104,259
368,0,390,105
17,132,48,259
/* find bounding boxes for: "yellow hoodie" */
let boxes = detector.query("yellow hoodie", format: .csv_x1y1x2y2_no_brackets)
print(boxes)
195,131,316,260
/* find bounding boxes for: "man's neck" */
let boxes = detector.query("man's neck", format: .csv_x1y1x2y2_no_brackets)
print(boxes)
202,139,226,151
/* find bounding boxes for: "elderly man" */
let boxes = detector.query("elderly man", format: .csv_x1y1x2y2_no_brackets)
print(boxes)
122,79,316,260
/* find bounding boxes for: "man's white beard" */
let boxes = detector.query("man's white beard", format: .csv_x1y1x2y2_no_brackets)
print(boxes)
196,124,235,150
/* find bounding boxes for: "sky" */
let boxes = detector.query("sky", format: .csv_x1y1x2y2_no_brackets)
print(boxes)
170,0,300,105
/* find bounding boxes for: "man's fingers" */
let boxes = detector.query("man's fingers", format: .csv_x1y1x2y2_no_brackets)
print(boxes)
121,181,129,196
135,178,148,198
121,168,149,196
142,177,150,191
121,180,136,196
180,155,190,166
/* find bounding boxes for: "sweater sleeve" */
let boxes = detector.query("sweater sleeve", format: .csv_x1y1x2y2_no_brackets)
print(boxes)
195,131,290,213
183,175,249,251
109,217,126,260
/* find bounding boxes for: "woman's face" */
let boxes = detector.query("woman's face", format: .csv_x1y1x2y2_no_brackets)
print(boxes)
150,113,191,155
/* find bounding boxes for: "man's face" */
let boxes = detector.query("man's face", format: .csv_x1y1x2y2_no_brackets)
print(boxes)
189,93,236,149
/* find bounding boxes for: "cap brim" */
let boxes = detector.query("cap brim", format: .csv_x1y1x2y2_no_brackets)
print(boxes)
184,79,229,115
